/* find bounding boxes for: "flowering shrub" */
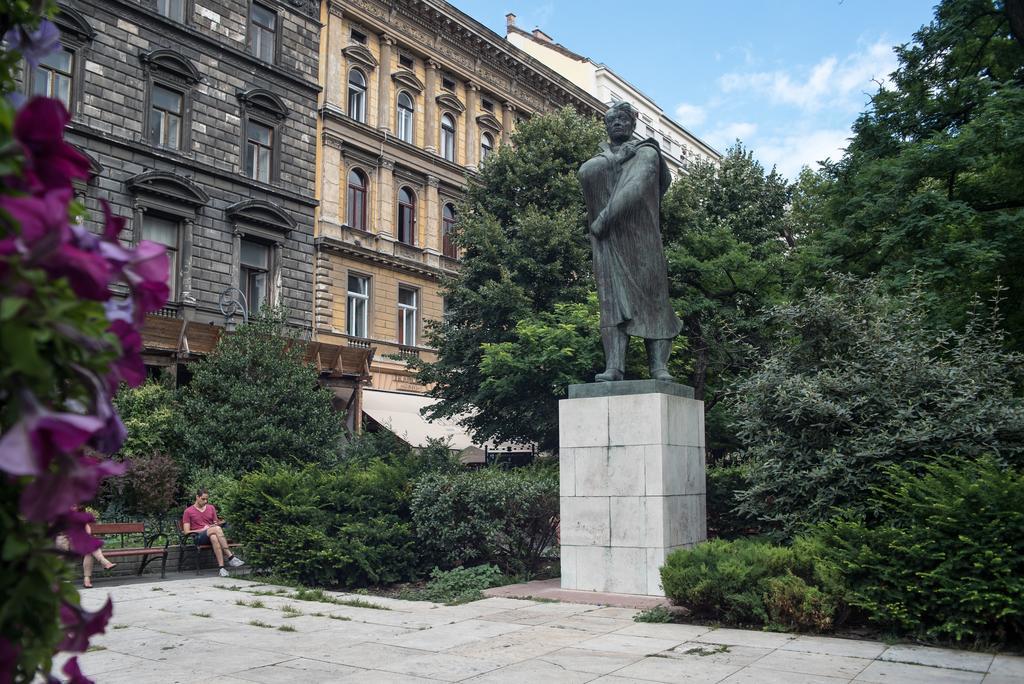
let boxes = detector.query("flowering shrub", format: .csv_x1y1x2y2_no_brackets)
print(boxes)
0,6,169,682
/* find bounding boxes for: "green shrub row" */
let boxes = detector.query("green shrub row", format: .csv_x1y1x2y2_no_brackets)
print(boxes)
664,457,1024,646
410,465,559,578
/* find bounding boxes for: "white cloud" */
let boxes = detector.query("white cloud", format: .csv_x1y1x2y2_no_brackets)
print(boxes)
718,39,897,112
754,128,851,180
705,122,758,151
673,102,706,127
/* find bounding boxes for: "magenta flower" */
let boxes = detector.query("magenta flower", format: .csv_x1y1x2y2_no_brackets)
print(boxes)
61,657,93,684
58,598,113,653
1,188,73,258
99,202,170,317
20,453,126,522
3,19,60,69
14,97,91,192
107,319,145,388
0,390,105,477
54,509,102,555
72,365,127,454
0,637,19,684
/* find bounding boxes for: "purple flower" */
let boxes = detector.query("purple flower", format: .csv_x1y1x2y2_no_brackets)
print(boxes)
20,453,126,522
58,598,113,653
62,657,93,684
54,509,102,555
4,19,61,69
99,202,170,318
107,320,145,388
0,390,105,478
14,97,91,192
0,637,20,683
72,365,127,454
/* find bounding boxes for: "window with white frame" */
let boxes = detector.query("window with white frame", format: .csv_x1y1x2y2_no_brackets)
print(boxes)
148,84,183,149
397,286,417,346
396,91,414,143
239,238,270,314
244,118,273,183
480,132,493,162
440,113,455,161
142,214,179,299
348,68,366,122
30,47,73,109
347,274,369,338
157,0,186,22
248,3,276,63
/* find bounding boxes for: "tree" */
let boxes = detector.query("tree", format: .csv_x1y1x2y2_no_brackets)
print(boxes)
660,144,794,449
802,0,1024,347
413,107,604,451
731,275,1024,537
175,309,344,477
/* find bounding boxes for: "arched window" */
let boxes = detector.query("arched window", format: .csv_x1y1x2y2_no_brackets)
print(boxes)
396,91,414,143
442,203,457,259
348,68,366,123
346,168,368,231
440,113,455,162
397,186,416,245
480,132,494,162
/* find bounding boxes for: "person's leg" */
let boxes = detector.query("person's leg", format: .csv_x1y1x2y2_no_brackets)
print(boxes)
82,554,93,588
91,547,115,570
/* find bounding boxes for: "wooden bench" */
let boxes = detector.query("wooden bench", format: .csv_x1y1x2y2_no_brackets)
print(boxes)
91,523,170,579
176,521,243,575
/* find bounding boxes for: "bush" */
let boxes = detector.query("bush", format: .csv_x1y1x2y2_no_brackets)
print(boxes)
224,437,454,588
119,451,181,518
706,463,761,539
815,457,1024,645
410,465,559,578
175,310,345,477
730,276,1024,537
660,537,845,631
399,565,508,604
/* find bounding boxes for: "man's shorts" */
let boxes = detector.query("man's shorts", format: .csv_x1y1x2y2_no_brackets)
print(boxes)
195,530,211,547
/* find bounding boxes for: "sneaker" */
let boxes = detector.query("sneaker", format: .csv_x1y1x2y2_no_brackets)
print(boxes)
218,567,229,577
228,556,245,568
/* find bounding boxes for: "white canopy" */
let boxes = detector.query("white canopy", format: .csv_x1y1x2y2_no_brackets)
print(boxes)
361,389,476,450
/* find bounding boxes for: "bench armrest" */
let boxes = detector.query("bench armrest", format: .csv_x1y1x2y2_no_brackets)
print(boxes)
144,531,171,550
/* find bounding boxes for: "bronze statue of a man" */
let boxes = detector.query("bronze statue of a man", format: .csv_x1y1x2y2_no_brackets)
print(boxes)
579,101,683,382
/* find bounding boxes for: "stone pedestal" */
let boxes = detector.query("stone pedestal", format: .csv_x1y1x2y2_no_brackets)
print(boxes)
559,380,706,596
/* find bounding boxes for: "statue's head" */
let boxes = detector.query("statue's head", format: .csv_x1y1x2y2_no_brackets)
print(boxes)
604,101,637,144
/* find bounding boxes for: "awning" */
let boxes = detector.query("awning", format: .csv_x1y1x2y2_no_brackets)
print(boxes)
361,389,476,450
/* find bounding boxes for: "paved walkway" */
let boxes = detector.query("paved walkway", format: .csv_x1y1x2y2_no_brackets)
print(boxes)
62,575,1021,683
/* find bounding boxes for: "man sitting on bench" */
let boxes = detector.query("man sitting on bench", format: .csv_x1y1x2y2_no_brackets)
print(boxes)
181,488,244,577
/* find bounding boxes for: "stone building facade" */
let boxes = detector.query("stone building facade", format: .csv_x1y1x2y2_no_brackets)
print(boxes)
505,15,720,179
315,0,605,394
37,0,321,335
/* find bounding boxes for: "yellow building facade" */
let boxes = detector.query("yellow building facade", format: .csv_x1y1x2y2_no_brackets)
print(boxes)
314,0,604,394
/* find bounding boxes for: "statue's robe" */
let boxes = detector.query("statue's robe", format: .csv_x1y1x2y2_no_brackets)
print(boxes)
579,139,683,340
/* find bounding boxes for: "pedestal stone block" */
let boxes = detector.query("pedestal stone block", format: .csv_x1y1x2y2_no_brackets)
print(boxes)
560,381,706,596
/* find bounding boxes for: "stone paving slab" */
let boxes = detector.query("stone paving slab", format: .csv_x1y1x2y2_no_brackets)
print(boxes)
53,575,1021,684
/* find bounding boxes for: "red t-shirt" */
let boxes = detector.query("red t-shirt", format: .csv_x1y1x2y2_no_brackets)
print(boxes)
182,504,218,532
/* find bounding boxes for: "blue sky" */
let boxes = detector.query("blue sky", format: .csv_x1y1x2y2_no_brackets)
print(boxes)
452,0,939,181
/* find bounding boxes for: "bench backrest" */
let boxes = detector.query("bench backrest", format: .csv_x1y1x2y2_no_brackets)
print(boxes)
92,522,145,535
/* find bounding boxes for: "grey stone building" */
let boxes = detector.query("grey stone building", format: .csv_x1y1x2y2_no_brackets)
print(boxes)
34,0,321,336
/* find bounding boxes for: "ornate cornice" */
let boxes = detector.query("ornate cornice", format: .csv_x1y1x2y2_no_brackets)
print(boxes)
343,44,378,70
476,113,502,132
436,93,465,114
391,69,425,93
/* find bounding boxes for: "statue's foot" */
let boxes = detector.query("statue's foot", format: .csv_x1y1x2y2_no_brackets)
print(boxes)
595,368,624,382
651,368,674,382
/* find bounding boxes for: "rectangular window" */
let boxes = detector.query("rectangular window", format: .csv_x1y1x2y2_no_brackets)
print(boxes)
142,215,179,299
239,238,269,314
149,85,183,149
441,76,455,92
244,119,273,183
399,54,414,69
248,3,276,63
346,274,369,338
481,98,493,112
31,47,73,109
397,286,417,346
350,29,366,44
156,0,186,22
